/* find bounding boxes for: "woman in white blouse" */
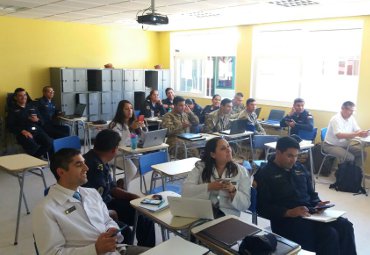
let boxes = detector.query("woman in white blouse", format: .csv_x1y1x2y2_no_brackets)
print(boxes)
109,100,146,189
183,137,251,217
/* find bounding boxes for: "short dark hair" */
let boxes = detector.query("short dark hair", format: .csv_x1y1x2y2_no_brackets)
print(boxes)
50,148,81,181
185,99,193,105
221,98,232,106
246,98,256,106
212,94,221,100
94,129,121,152
14,87,26,95
235,92,244,98
293,98,305,105
276,136,300,153
173,96,185,106
165,87,174,94
342,101,355,108
42,86,53,93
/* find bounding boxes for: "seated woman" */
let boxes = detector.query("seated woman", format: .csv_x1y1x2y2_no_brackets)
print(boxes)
109,100,147,189
200,94,221,123
140,89,166,118
183,137,251,217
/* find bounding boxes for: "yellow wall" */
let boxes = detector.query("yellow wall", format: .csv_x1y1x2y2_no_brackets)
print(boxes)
0,16,160,116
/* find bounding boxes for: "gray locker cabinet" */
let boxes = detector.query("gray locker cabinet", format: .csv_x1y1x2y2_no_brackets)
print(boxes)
133,70,145,91
88,93,100,117
61,69,74,92
112,69,123,91
76,93,88,117
124,70,134,91
74,69,88,92
101,69,112,91
61,93,76,115
101,92,112,115
123,91,134,105
112,91,122,114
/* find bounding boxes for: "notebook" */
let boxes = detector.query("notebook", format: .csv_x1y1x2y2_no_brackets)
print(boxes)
220,119,249,135
303,209,346,223
138,128,167,148
260,109,285,125
168,196,214,220
64,103,86,119
197,218,261,247
177,133,205,141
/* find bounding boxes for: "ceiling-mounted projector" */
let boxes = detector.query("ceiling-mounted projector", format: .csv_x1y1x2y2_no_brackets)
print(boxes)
137,0,168,25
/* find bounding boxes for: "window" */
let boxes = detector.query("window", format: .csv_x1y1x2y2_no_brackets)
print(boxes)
251,21,363,111
171,29,238,98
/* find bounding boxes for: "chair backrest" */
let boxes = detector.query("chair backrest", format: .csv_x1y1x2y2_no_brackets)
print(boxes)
248,187,257,213
134,110,141,118
138,150,168,175
53,135,81,153
253,135,279,150
321,128,328,142
298,127,318,142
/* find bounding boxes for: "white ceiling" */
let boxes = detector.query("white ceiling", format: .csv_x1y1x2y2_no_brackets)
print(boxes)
1,0,370,31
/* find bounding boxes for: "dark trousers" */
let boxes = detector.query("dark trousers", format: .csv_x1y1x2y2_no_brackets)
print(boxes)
43,124,70,139
271,217,356,255
16,130,53,157
107,198,155,247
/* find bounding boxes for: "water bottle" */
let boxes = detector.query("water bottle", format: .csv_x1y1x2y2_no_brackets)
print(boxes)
130,133,138,150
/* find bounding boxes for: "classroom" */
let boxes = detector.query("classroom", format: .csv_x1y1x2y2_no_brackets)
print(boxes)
1,1,370,254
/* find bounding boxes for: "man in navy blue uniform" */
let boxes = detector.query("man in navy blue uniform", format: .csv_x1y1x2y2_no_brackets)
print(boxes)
255,136,356,255
83,129,155,248
37,86,70,138
161,87,175,112
280,98,313,136
7,88,53,158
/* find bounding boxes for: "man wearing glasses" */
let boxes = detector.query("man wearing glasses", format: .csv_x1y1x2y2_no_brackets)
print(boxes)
323,101,368,166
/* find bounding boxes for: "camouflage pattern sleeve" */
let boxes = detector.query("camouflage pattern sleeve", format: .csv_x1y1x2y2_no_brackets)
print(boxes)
161,112,185,136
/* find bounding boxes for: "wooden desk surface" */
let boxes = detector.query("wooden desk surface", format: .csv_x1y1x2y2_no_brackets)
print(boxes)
59,116,87,122
119,143,169,154
130,191,201,230
0,154,47,172
151,157,200,176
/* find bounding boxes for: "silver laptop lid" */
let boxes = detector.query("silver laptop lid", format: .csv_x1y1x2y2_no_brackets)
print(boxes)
140,128,167,148
168,196,214,220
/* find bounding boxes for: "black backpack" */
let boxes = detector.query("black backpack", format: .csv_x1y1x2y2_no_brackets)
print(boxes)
329,161,365,194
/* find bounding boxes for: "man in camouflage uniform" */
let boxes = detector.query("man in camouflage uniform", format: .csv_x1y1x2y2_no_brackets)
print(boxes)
231,92,245,114
238,98,266,135
203,98,236,133
161,96,199,159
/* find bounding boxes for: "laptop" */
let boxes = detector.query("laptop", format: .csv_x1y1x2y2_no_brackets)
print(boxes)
260,109,285,125
138,128,167,148
197,218,261,247
220,119,249,135
168,196,214,220
64,103,86,119
177,133,205,141
255,107,262,119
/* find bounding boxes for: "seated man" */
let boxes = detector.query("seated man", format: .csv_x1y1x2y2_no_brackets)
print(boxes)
32,148,148,255
280,98,313,136
7,87,52,158
323,101,368,167
231,92,245,114
237,98,266,135
255,136,356,255
185,98,203,120
203,98,235,133
83,129,155,247
162,96,200,159
37,86,70,138
161,87,175,112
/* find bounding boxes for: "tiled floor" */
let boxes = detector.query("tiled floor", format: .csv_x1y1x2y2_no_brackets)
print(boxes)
0,165,369,255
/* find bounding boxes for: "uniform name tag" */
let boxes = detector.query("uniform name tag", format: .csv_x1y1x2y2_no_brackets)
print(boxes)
65,206,76,214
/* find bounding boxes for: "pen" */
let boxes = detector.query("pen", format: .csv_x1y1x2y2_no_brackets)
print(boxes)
110,225,128,237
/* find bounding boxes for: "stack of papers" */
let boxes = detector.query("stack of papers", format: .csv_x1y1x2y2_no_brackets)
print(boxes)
303,209,346,223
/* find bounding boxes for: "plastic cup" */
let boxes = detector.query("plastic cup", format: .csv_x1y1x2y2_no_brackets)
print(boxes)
130,136,138,150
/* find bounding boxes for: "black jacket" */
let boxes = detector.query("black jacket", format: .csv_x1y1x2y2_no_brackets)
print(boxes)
254,158,320,220
280,110,314,135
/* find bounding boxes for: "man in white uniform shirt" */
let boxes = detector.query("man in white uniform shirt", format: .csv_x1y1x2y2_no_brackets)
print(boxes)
32,148,148,255
323,101,368,166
